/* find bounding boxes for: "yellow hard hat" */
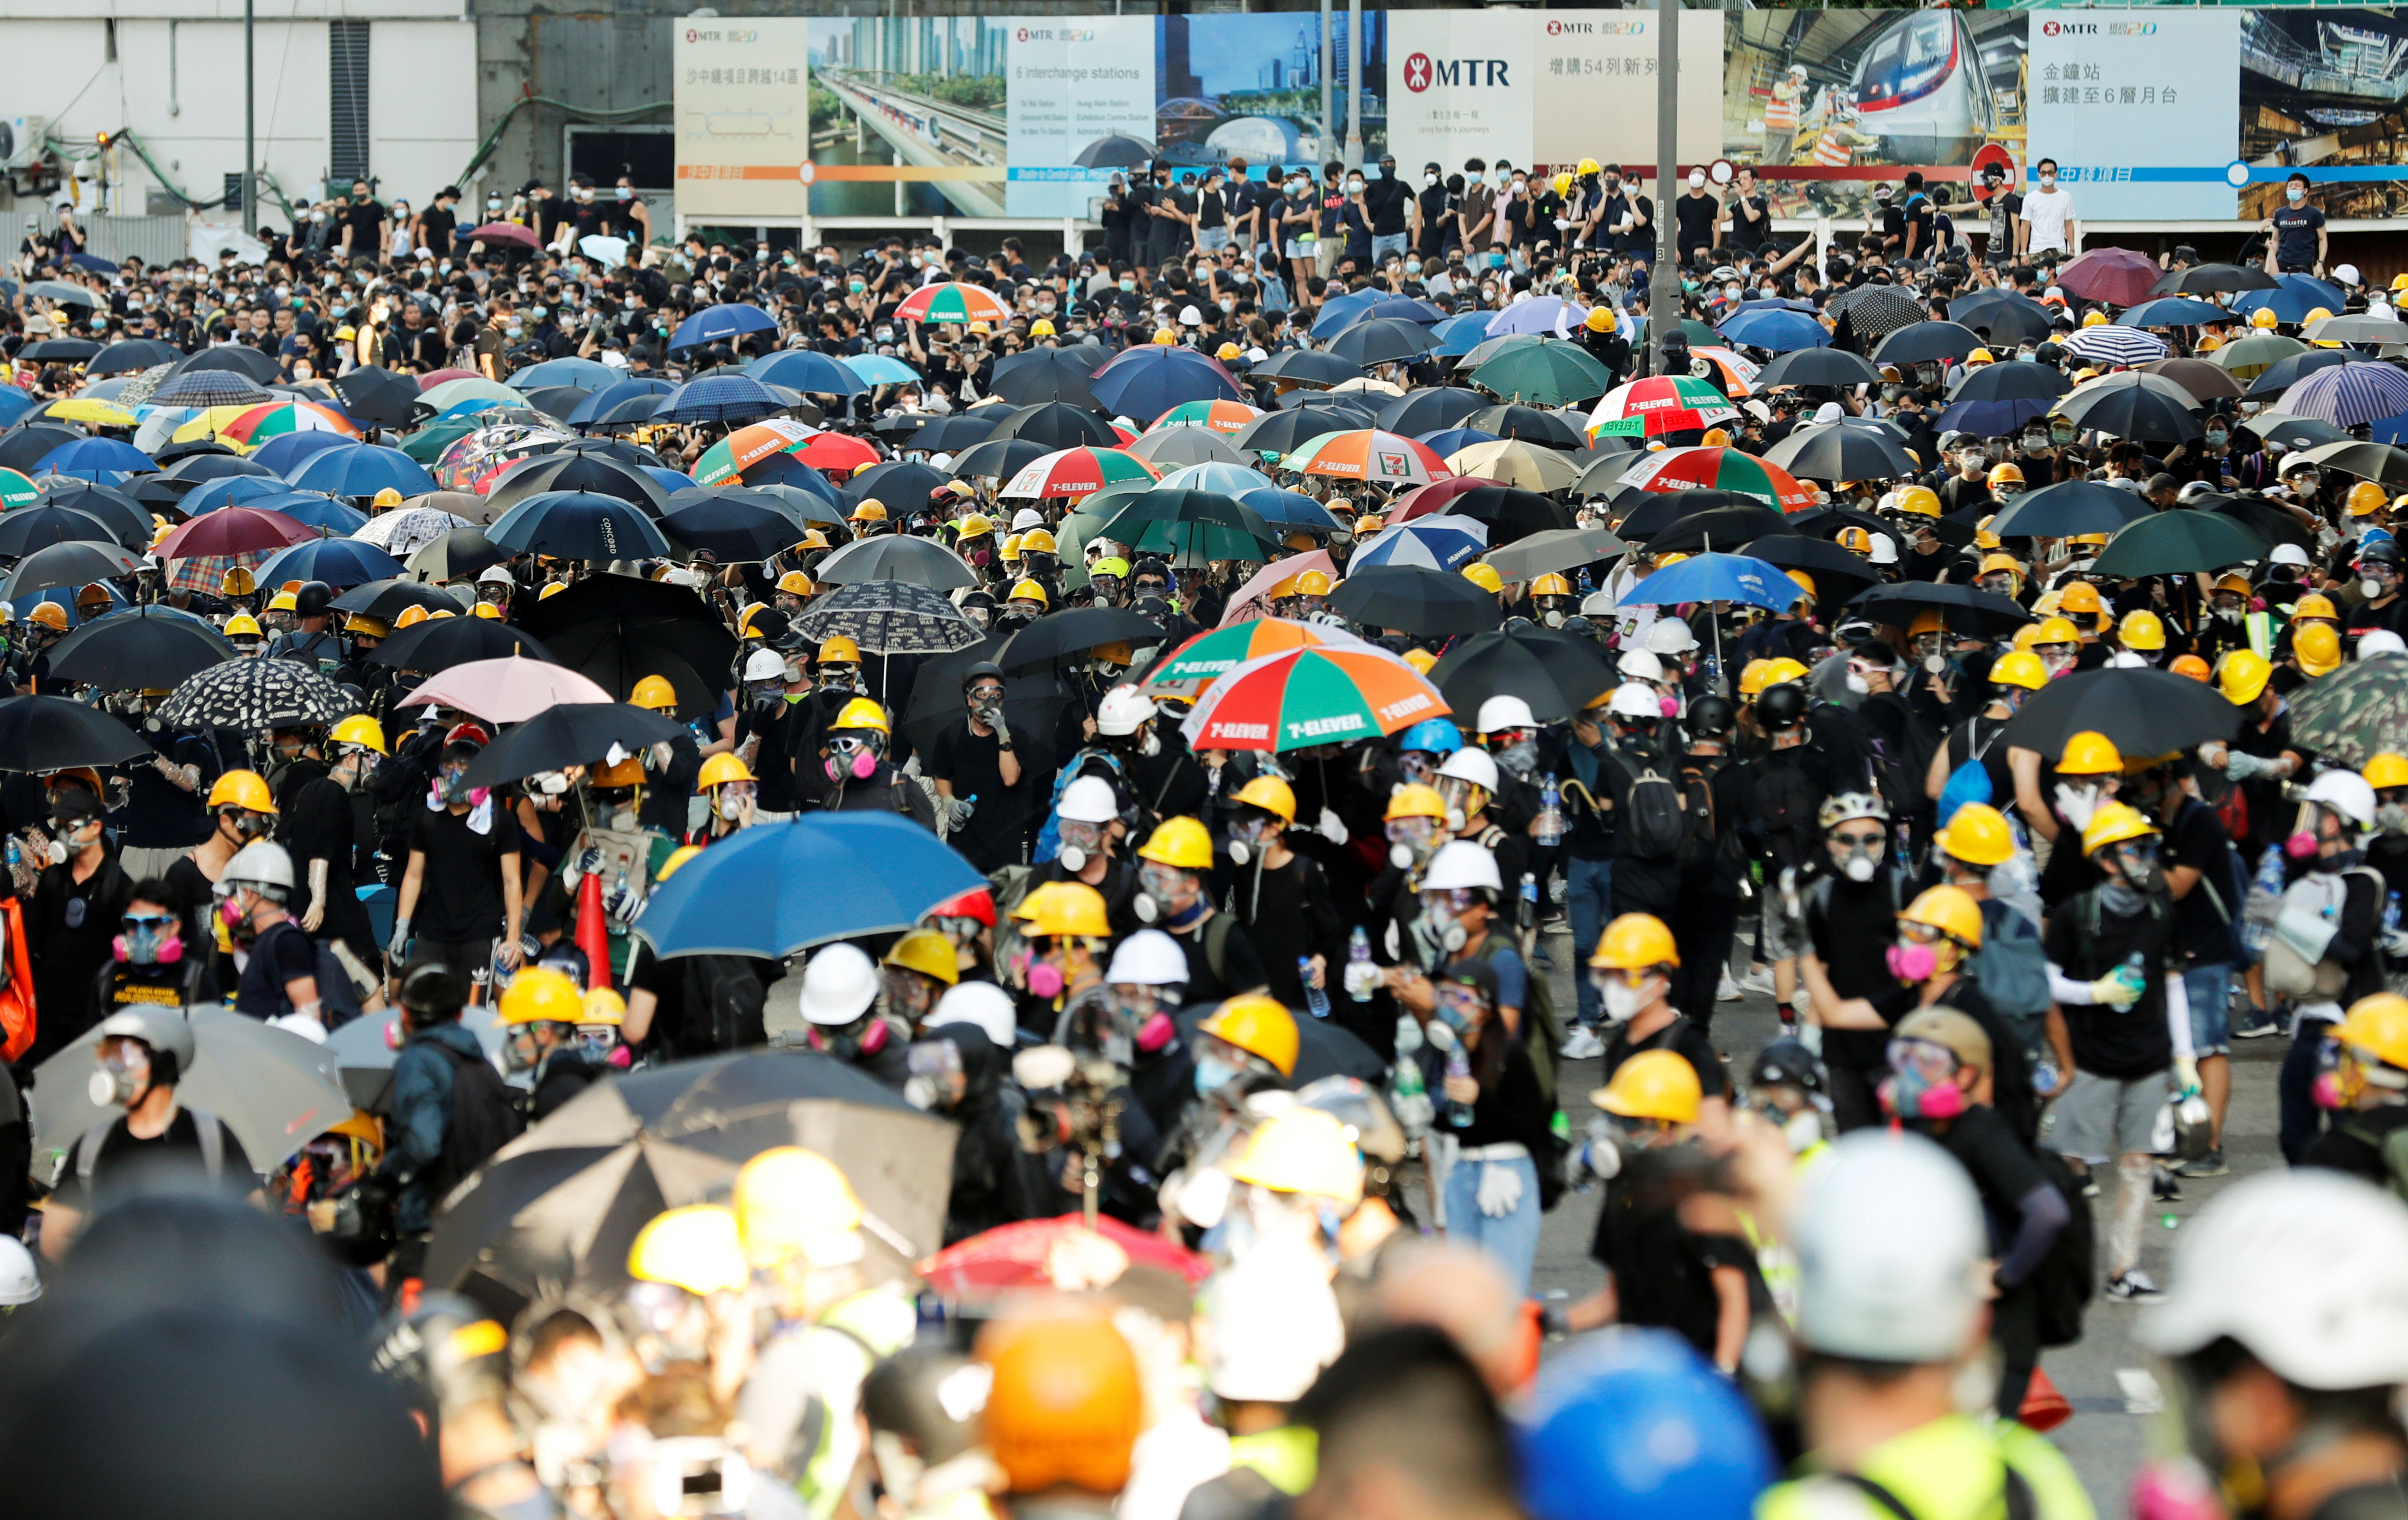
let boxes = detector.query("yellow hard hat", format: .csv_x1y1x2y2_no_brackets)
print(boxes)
1894,485,1941,517
1938,802,2014,866
2057,581,2103,616
798,529,832,551
583,987,627,1025
1030,319,1057,338
1909,609,1945,637
1592,1049,1701,1125
2213,572,2254,600
1578,158,1603,177
2081,310,2109,328
2305,306,2335,327
1386,782,1448,822
832,696,890,735
698,752,755,789
2249,307,2280,330
1008,579,1050,608
1231,775,1298,824
266,590,299,613
819,634,862,664
955,515,994,541
2347,481,2388,518
884,928,962,986
2295,621,2343,677
1988,650,2048,690
372,486,405,509
498,966,586,1026
1899,883,1984,946
1224,1106,1363,1204
2364,753,2408,791
2033,616,2081,645
389,606,427,631
221,567,257,597
979,1308,1143,1496
1529,573,1571,598
1021,527,1059,554
1975,517,2002,551
471,602,503,621
1966,348,1996,367
850,498,889,523
1402,648,1437,675
1837,526,1874,554
1759,657,1810,688
2338,993,2408,1076
1978,551,2021,578
206,769,276,813
630,674,678,710
1589,912,1679,970
2217,649,2273,706
2082,800,2161,858
1656,552,1689,567
1217,342,1243,362
1001,533,1023,559
1551,172,1574,199
594,755,646,788
2056,730,2123,777
1022,880,1112,940
1461,563,1503,594
1987,461,2024,488
734,1147,864,1268
2118,609,2166,651
1737,658,1774,698
627,1204,747,1296
657,845,703,882
1137,815,1214,870
346,613,390,639
1197,994,1300,1076
329,714,387,754
2170,654,2212,681
1702,429,1733,448
2294,593,2339,623
1154,328,1179,345
1295,569,1334,597
1786,568,1816,601
1585,308,1615,334
537,581,567,600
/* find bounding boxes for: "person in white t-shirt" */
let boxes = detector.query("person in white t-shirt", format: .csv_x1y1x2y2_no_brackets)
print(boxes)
2018,158,2077,258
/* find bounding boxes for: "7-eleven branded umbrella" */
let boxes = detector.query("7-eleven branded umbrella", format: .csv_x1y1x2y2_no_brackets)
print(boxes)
1142,616,1365,696
1589,376,1742,438
693,418,821,486
1283,429,1451,487
1000,446,1159,499
1152,398,1264,435
1619,446,1816,512
1688,346,1762,396
1181,644,1449,753
220,400,363,446
894,282,1014,325
0,468,38,508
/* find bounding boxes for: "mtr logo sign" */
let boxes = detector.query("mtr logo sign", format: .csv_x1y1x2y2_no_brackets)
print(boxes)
1546,19,1644,36
1402,53,1513,92
2041,20,2156,34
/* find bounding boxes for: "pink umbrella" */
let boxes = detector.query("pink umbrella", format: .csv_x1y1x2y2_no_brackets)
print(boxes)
157,507,315,559
2057,248,2162,309
1219,548,1336,625
399,654,611,724
469,222,541,251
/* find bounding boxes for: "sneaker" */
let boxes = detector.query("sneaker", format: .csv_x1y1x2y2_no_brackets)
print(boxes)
2153,1165,2182,1203
2105,1270,2164,1302
2174,1148,2227,1178
1717,969,1743,1002
2233,1006,2281,1040
1560,1026,1606,1061
1741,967,1777,996
2081,1176,2101,1199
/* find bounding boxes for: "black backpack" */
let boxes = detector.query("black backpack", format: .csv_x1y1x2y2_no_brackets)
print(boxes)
2030,1146,2096,1347
1617,756,1689,863
424,1041,523,1210
1745,749,1824,868
2175,797,2254,969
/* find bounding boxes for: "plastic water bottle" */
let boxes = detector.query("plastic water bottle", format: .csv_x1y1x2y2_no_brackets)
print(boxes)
1300,956,1332,1020
2243,843,2286,957
1445,1042,1475,1129
1535,773,1564,845
2116,953,2150,1003
1347,924,1375,1002
1390,1036,1432,1134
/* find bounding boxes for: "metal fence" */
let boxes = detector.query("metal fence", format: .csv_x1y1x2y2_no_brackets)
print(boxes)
21,208,191,267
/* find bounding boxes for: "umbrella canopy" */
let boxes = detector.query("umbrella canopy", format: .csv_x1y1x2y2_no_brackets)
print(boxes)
512,574,738,715
1615,552,1800,614
691,418,819,486
287,443,440,500
2000,666,2240,759
2151,263,2279,297
367,615,552,675
1253,349,1367,388
1235,488,1343,533
1717,305,1830,352
44,605,237,690
1373,388,1491,437
788,579,984,656
919,1215,1210,1297
1347,516,1491,573
398,655,611,724
2139,358,2245,404
1142,619,1362,696
994,606,1167,672
1234,401,1382,457
36,436,155,481
1090,346,1245,417
1611,488,1759,540
641,812,985,957
1182,644,1446,753
895,282,1013,325
2058,247,2163,307
666,303,779,351
1741,533,1881,607
1477,526,1628,584
1468,340,1616,405
2297,439,2408,488
1948,290,2054,347
353,505,476,559
1950,361,2074,406
251,536,405,590
812,533,980,590
660,495,813,560
1589,376,1740,438
844,354,921,386
151,369,278,409
1620,446,1814,512
2090,509,2269,577
0,693,151,770
1284,429,1451,488
1093,488,1278,566
2061,325,2171,369
1825,283,1925,342
1437,485,1575,545
331,577,466,621
0,504,125,556
87,337,183,375
1983,478,2156,539
2304,313,2408,347
218,401,362,449
483,451,671,517
2117,298,2234,330
31,1007,350,1172
1,538,144,603
2242,412,2352,451
1871,322,1984,368
1329,564,1502,635
1762,420,1919,483
1427,628,1616,724
1326,316,1444,370
1848,582,2035,640
406,527,509,583
2228,273,2347,326
2194,492,2318,556
2277,363,2408,429
460,702,686,788
2243,350,2357,399
658,375,783,426
989,402,1122,452
2211,333,2309,379
158,656,354,730
2287,654,2408,770
156,505,313,559
999,446,1159,500
1482,296,1589,338
1151,461,1278,497
1644,504,1798,557
745,349,870,397
1752,348,1885,390
985,347,1104,409
1445,438,1579,493
1150,398,1264,436
2054,373,2202,445
1125,427,1248,470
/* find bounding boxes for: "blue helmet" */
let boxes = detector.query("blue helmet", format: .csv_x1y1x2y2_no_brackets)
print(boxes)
1517,1330,1774,1520
1399,718,1462,757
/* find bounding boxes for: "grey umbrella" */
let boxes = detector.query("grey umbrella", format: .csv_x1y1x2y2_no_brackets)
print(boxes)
326,1005,508,1109
1826,284,1926,343
1126,427,1249,468
32,1007,352,1172
813,532,980,590
1478,526,1628,583
151,369,279,408
158,656,354,731
790,578,984,655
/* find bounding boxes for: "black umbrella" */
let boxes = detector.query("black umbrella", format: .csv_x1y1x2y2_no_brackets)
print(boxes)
907,413,1001,452
461,702,685,788
1610,489,1762,540
331,366,422,428
989,402,1118,451
2243,412,2351,451
1741,534,1881,606
162,451,278,482
900,633,1075,764
2294,439,2408,487
1872,322,1984,368
1442,485,1576,545
35,478,152,544
0,423,87,473
994,606,1167,672
45,606,235,690
0,693,151,770
1946,292,2053,347
2090,509,2269,578
1752,348,1883,390
1251,349,1365,388
2000,666,2239,759
2243,350,2356,398
157,657,355,731
1327,317,1441,368
2055,373,2203,446
171,345,281,383
2150,263,2278,297
812,533,980,589
331,577,466,621
748,481,848,528
846,459,950,512
1848,582,2033,639
1461,404,1587,449
1647,505,1798,556
788,579,983,656
1948,361,2073,404
1272,388,1381,419
0,504,126,556
1762,421,1918,482
125,476,199,519
1329,564,1502,635
944,437,1051,482
1985,478,2154,539
1477,526,1628,583
516,386,591,421
2196,492,2317,554
366,615,552,674
483,451,672,518
662,496,813,559
1234,402,1378,456
87,338,182,375
515,574,740,716
1825,283,1926,343
1,539,143,603
1427,628,1617,724
1372,387,1489,436
405,527,509,583
20,338,100,363
986,348,1102,408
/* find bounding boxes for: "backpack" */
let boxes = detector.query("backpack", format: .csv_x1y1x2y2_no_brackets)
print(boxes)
1863,704,1938,831
1462,934,1568,1210
425,1041,524,1210
1936,718,2004,830
1616,756,1688,863
2174,797,2254,969
1835,1463,2036,1520
1745,749,1823,868
2030,1146,2096,1347
75,1105,228,1186
1677,753,1743,879
1973,898,2052,1022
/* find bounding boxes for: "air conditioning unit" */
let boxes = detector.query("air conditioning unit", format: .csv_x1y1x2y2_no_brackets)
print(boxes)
0,116,49,171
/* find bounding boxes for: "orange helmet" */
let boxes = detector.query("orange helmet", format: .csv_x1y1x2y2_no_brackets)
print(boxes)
979,1307,1144,1495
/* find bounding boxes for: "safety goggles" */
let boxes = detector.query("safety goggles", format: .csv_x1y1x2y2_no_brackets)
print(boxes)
2106,837,2161,869
1588,964,1657,991
121,912,175,934
1896,918,1948,947
712,781,757,804
1385,816,1439,845
1435,982,1491,1020
967,683,1006,702
1829,826,1886,849
1419,888,1482,917
1057,818,1107,854
827,733,880,758
1886,1036,1960,1083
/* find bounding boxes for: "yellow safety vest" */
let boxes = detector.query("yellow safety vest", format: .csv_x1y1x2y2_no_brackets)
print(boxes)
1758,1415,2094,1520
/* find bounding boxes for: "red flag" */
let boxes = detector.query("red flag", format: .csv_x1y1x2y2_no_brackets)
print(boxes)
577,870,612,992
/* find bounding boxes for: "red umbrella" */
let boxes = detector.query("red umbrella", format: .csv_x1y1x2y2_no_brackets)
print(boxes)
1391,475,1490,521
2058,248,2162,309
917,1214,1212,1297
157,506,315,559
417,368,480,391
469,222,541,251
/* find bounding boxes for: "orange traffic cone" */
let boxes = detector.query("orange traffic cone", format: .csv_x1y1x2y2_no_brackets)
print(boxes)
577,869,612,992
2019,1366,2072,1431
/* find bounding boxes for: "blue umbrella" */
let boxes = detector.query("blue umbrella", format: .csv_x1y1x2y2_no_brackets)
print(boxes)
565,379,677,427
635,811,985,958
249,430,356,477
254,536,405,589
180,475,291,515
844,354,920,386
642,466,698,494
1309,290,1386,340
1352,516,1488,571
509,356,619,391
287,443,439,499
37,437,154,481
1156,461,1278,495
487,489,674,560
1486,297,1592,338
1932,396,2054,437
2116,298,2233,330
1431,311,1499,358
0,391,33,426
28,580,127,627
747,456,844,507
1718,306,1831,352
2276,362,2408,429
1236,488,1343,532
65,252,116,275
1090,347,1245,419
2228,274,2347,326
575,393,671,429
668,303,779,352
1417,426,1503,457
2242,349,2354,398
659,375,782,425
433,397,519,424
747,349,871,396
244,491,370,535
1614,551,1797,612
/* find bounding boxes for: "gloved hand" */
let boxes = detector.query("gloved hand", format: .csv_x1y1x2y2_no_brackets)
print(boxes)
2174,1054,2201,1097
388,917,411,960
266,1012,327,1044
2222,750,2269,782
1476,1159,1525,1217
1316,807,1349,846
2054,783,2101,831
2090,972,2142,1010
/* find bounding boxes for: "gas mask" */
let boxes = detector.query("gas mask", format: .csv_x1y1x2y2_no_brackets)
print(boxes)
712,783,755,825
805,1011,892,1065
1491,736,1539,778
1387,817,1442,873
1749,1090,1828,1155
2107,837,2165,893
1885,927,1961,986
1136,863,1202,928
431,768,485,808
1535,599,1568,628
1829,828,1885,883
825,733,883,782
2214,597,2246,624
2378,800,2408,836
1434,777,1478,833
1194,1052,1242,1096
89,1044,154,1109
594,789,641,833
1878,1051,1966,1123
47,815,100,864
1419,889,1476,956
819,663,861,694
1055,817,1108,874
114,914,185,967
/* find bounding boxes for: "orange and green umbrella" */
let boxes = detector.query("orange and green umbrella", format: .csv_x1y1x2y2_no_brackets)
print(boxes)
1182,644,1448,753
1589,376,1741,438
1151,398,1264,435
1000,446,1159,500
1618,446,1816,512
1142,617,1362,696
221,400,361,446
893,282,1013,325
1283,429,1451,487
0,469,39,509
694,418,822,486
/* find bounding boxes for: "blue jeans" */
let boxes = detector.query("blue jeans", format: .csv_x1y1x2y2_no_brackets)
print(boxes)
2182,963,2232,1056
1372,233,1409,262
1443,1151,1542,1294
1567,856,1614,1027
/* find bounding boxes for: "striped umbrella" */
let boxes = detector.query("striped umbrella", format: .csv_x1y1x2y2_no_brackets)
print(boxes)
893,282,1013,325
1618,447,1817,513
1283,429,1452,487
2275,362,2408,429
1350,515,1489,571
2063,326,2170,368
1142,617,1366,696
169,404,275,448
693,419,821,486
1689,346,1762,396
1589,376,1741,438
1151,398,1263,435
1000,447,1159,500
220,401,362,446
1179,644,1449,754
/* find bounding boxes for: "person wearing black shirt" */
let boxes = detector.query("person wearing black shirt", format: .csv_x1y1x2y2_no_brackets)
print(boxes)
1364,156,1412,263
1799,796,1906,1132
284,733,379,982
1724,166,1771,256
1098,177,1138,264
1415,163,1453,261
336,181,387,262
114,714,217,881
1673,174,1719,265
392,739,526,983
419,186,461,259
928,665,1046,874
26,787,133,1065
1899,172,1936,262
223,841,322,1028
2265,173,2327,276
1218,779,1344,1014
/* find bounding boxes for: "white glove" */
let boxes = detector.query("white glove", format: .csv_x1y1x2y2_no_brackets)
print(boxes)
2054,783,2100,831
2090,973,2142,1010
1476,1159,1524,1217
267,1012,327,1043
1342,958,1384,1000
1317,807,1349,846
2174,1055,2201,1097
2223,751,2269,782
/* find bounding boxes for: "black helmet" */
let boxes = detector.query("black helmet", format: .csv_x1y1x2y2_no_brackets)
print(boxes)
370,1291,509,1424
1560,615,1597,641
2363,539,2404,569
1750,1036,1828,1095
321,1176,398,1267
960,660,1005,689
1502,615,1535,633
400,963,465,1018
862,1345,988,1466
1757,681,1809,731
1686,693,1737,741
295,581,334,619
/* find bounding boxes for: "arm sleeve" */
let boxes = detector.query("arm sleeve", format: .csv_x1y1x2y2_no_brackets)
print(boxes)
1996,1181,2070,1288
2165,967,2194,1060
2048,965,2102,1004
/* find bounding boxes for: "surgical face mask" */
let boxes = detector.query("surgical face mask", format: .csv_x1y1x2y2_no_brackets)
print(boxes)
1194,1054,1241,1096
1600,974,1657,1025
1424,172,1438,188
1688,172,1706,190
2288,186,2306,203
2040,175,2056,191
2377,800,2408,835
1404,259,1422,276
2205,430,2228,447
1348,179,1364,194
1844,670,1871,696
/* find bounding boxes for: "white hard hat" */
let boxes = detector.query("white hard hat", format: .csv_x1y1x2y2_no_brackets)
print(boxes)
2334,262,2363,287
0,1236,38,1308
2144,1170,2408,1390
1616,648,1664,683
928,980,1016,1049
742,648,788,682
1203,1239,1345,1402
1105,928,1189,988
1095,683,1158,737
1605,681,1660,719
1010,507,1046,532
1179,304,1205,327
2359,628,2407,658
1435,745,1500,794
477,564,515,585
1419,839,1503,894
222,840,296,898
1057,773,1120,824
1643,618,1698,656
799,943,880,1026
1474,694,1537,733
2302,768,2377,830
1579,589,1618,617
2271,542,2311,567
1791,1132,1987,1362
2177,481,2216,504
1812,401,1844,425
1867,534,1899,566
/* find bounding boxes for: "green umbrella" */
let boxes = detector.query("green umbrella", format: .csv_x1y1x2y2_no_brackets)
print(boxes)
1467,340,1617,406
401,422,477,464
1678,318,1720,345
2209,333,2306,379
2089,508,2269,578
2288,654,2408,769
1094,488,1278,568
